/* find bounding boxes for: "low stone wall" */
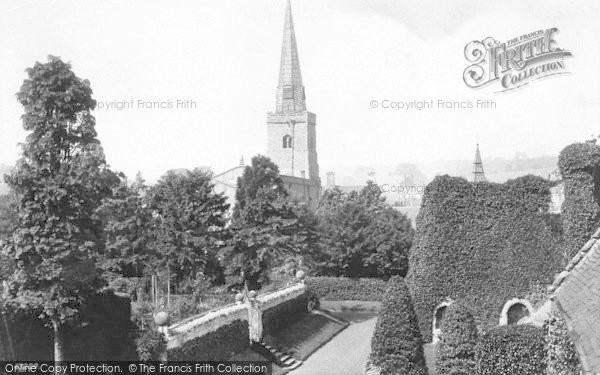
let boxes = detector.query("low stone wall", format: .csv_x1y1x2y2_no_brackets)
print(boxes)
165,283,306,351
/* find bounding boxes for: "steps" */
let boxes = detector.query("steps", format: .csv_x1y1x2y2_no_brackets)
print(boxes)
251,340,303,370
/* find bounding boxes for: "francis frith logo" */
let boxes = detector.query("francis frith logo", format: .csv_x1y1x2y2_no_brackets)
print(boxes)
463,28,572,92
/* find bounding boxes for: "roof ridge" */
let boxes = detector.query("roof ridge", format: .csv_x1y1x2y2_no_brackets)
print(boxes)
549,227,600,293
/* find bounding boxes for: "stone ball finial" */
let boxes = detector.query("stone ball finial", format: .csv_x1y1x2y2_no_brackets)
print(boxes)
235,293,244,303
154,311,170,327
296,270,305,280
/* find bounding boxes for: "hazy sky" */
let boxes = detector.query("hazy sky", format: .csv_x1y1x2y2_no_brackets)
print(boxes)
1,0,599,181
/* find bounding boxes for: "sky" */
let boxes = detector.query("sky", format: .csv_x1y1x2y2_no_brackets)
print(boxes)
1,0,599,182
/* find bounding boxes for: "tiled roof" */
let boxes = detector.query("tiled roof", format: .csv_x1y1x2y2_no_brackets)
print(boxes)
550,227,600,373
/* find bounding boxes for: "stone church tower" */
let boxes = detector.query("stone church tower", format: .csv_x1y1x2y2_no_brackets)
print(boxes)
267,0,321,203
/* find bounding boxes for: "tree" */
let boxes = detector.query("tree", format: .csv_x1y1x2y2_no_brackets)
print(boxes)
98,175,156,279
146,169,229,291
232,155,285,221
2,56,119,362
316,181,413,278
370,276,427,375
225,186,306,290
436,302,478,375
224,155,315,290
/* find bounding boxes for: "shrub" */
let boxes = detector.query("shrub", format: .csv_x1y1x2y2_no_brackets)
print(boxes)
436,302,478,375
168,320,249,360
558,142,600,260
136,330,166,361
407,175,563,341
306,276,387,301
475,324,546,375
370,276,427,375
545,311,581,375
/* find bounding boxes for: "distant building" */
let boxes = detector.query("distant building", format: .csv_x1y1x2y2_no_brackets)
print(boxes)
213,0,321,207
473,143,487,183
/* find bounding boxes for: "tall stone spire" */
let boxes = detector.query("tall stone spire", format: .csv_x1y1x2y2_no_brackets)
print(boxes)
276,0,306,114
473,143,487,183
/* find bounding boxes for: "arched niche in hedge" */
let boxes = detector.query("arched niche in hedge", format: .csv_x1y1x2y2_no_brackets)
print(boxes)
432,299,453,342
499,298,533,326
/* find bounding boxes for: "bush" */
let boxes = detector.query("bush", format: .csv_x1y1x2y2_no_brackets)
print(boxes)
168,320,249,360
545,311,581,375
136,330,166,361
559,142,600,260
436,301,478,375
306,276,387,301
407,175,563,341
475,324,546,375
370,276,427,375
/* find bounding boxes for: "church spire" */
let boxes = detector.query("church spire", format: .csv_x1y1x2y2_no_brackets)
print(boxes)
473,143,487,183
276,0,306,114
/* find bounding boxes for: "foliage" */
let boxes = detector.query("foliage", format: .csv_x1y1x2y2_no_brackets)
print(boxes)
544,311,582,375
475,324,546,375
136,329,166,361
168,319,249,360
232,155,286,222
1,56,120,360
436,301,478,375
305,276,387,301
224,155,315,290
0,193,17,240
407,175,564,341
558,142,600,260
316,182,414,278
98,177,157,279
370,276,427,375
146,168,229,290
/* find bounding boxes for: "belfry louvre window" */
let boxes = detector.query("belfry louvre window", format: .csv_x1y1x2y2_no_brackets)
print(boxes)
283,86,294,99
283,135,292,148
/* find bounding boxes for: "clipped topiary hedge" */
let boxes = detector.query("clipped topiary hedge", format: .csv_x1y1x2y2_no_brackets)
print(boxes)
370,276,427,375
436,301,478,375
262,293,308,334
168,319,249,360
407,175,564,341
558,142,600,260
475,324,546,375
545,311,582,375
306,276,387,301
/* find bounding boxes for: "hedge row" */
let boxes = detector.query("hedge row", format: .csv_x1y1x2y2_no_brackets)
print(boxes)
558,142,600,260
370,276,427,375
544,311,582,375
407,175,564,341
475,324,546,375
262,293,309,334
168,319,249,360
0,291,137,360
305,276,387,301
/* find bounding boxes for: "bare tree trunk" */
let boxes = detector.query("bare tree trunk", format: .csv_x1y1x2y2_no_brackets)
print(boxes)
52,318,64,370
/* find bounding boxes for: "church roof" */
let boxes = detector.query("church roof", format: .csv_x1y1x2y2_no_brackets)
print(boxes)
550,227,600,373
275,0,306,114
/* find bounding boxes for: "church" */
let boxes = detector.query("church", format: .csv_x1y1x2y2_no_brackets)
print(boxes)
212,0,321,208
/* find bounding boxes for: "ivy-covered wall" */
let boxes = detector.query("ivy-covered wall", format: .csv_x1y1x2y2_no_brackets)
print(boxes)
558,142,600,260
407,175,564,342
168,319,249,360
306,276,387,301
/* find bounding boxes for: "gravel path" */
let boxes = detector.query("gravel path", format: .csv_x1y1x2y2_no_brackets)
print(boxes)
289,317,377,375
